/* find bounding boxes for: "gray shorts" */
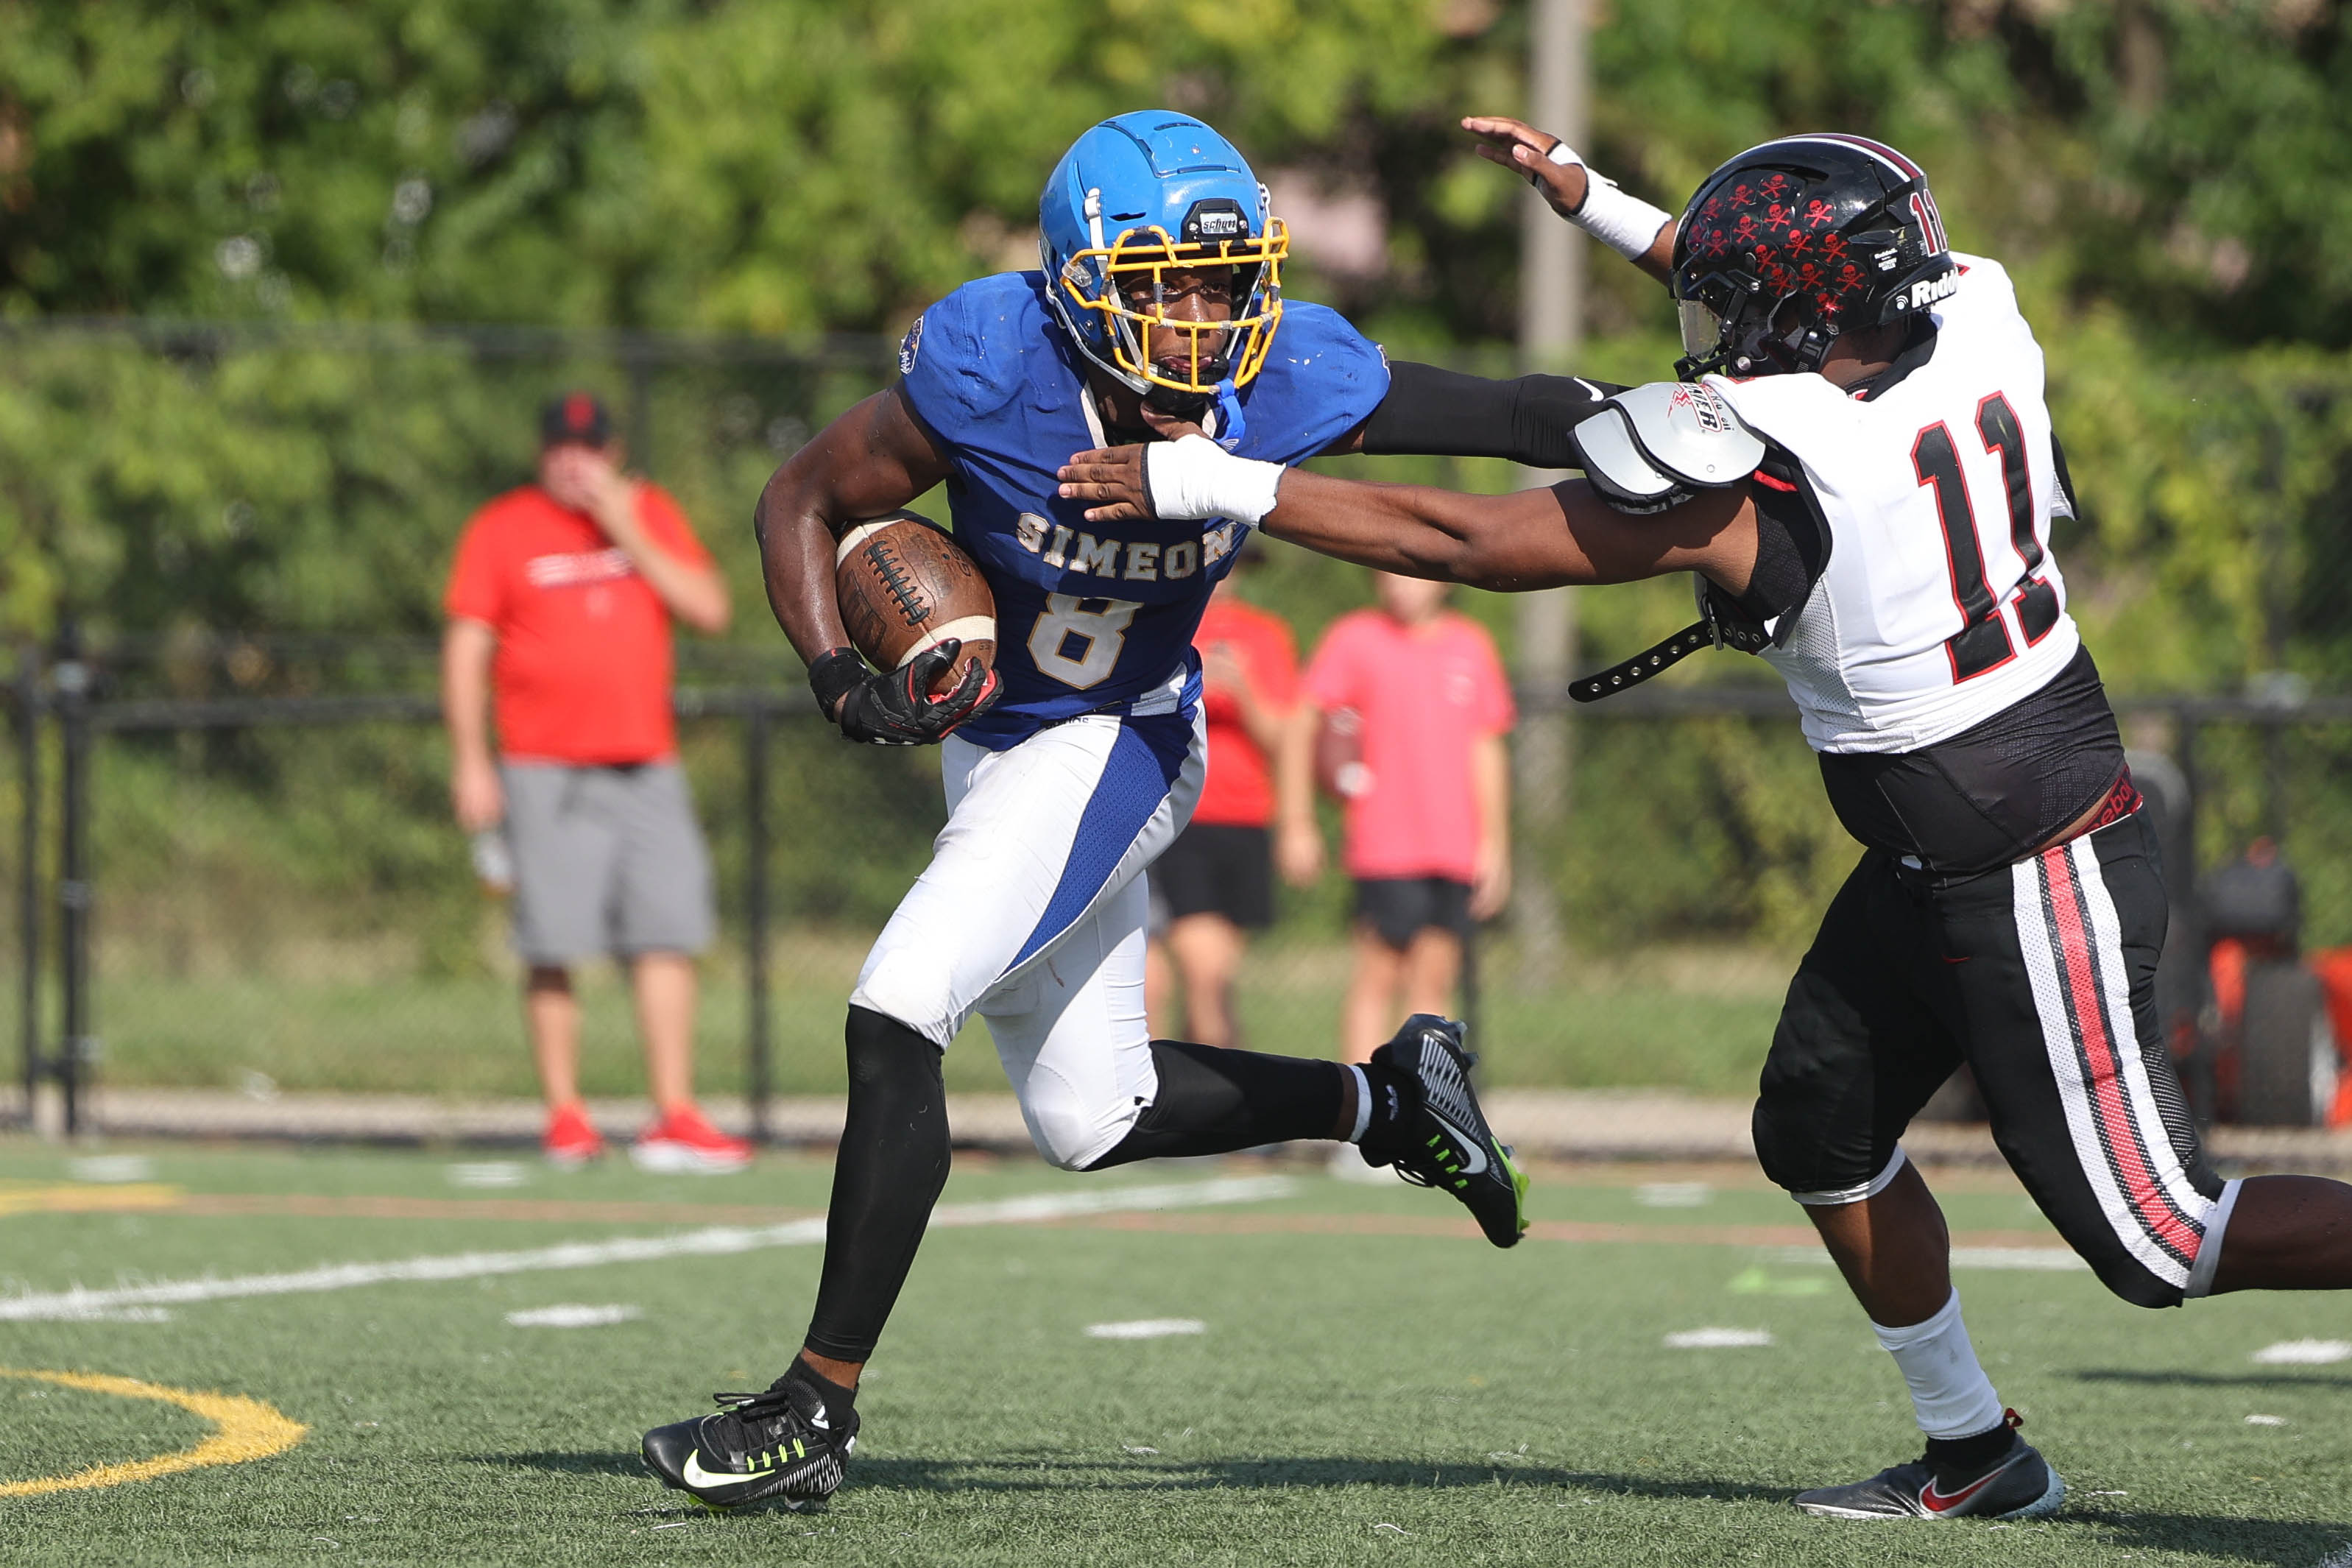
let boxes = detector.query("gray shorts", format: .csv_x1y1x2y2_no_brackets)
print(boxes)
502,761,715,964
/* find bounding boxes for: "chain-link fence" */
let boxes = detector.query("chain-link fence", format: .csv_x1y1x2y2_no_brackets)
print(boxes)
6,319,2352,1138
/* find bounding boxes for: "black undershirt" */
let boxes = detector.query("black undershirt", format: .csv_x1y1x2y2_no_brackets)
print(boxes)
1817,644,2125,881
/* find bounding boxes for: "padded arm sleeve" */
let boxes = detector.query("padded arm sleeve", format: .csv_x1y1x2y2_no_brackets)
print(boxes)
1360,361,1625,469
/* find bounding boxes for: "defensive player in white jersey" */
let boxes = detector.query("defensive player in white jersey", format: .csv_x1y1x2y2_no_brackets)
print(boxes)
638,111,1605,1513
1062,126,2352,1521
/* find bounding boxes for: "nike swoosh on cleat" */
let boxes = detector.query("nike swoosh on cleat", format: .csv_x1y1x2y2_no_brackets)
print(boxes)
1427,1114,1490,1177
680,1452,752,1492
1918,1463,2011,1514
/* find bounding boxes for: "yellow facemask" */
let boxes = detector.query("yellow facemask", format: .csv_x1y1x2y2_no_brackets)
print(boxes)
1056,220,1288,398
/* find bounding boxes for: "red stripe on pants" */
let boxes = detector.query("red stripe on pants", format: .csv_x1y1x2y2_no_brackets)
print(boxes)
2042,844,2200,1257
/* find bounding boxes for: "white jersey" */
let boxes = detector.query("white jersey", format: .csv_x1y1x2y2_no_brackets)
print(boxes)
1704,255,2079,755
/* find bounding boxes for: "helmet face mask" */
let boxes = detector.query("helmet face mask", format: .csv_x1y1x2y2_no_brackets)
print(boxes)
1670,135,1955,382
1039,113,1288,408
1064,216,1287,402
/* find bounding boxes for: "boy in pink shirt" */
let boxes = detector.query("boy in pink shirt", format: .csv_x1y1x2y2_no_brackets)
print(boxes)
1285,573,1515,1064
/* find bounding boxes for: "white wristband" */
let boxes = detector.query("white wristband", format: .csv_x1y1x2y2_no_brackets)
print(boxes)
1544,141,1673,261
1143,434,1283,524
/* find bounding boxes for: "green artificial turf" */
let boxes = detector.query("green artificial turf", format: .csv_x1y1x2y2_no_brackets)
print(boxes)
2,1143,2348,1566
76,944,1786,1102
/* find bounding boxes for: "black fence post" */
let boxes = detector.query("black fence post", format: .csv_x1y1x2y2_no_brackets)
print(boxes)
744,702,772,1143
2261,712,2289,849
15,640,40,1129
53,627,92,1138
2175,707,2201,875
626,353,655,476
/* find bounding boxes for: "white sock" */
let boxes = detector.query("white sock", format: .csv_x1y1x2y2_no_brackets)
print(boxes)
1871,1288,2005,1441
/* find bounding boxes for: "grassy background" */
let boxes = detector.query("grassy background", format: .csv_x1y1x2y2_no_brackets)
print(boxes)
66,936,1788,1102
2,1143,2350,1565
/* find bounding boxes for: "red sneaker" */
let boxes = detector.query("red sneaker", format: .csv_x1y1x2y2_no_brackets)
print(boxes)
632,1106,753,1174
543,1103,607,1168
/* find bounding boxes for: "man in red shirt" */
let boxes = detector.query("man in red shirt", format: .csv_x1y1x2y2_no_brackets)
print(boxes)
1287,572,1514,1065
442,392,747,1171
1144,554,1299,1048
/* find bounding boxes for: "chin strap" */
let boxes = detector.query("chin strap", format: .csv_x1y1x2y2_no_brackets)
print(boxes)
1569,620,1716,704
1569,587,1773,704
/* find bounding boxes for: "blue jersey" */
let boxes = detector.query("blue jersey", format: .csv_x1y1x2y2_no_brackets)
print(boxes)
897,271,1388,748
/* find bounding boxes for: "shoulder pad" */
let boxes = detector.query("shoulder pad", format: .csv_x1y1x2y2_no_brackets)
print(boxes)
1569,381,1767,514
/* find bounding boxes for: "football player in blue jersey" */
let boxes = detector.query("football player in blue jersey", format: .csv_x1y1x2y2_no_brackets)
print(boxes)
642,111,1617,1511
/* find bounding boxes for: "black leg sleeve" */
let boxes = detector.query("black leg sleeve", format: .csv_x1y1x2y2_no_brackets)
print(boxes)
802,1006,953,1363
1084,1039,1347,1170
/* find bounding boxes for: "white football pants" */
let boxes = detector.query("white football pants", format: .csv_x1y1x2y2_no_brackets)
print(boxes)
850,693,1205,1170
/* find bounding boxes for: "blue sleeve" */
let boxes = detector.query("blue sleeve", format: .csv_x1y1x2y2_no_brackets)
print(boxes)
1239,303,1391,466
895,276,1030,448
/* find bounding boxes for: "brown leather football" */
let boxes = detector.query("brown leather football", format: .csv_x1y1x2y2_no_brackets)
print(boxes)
1314,705,1372,799
833,512,996,693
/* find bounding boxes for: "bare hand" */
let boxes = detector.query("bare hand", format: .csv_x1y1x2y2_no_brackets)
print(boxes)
1462,115,1589,221
1469,840,1512,922
452,754,504,833
1201,640,1249,699
1056,444,1154,524
1057,407,1206,524
1276,821,1326,889
575,451,643,540
543,445,639,533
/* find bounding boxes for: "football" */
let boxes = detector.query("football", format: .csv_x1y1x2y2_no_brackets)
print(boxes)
1314,705,1372,799
833,512,996,693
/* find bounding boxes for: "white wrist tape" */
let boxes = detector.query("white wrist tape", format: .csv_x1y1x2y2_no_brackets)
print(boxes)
1143,433,1283,524
1544,141,1674,261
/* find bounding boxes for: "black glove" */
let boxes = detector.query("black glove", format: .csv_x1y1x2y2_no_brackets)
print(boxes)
808,642,1000,746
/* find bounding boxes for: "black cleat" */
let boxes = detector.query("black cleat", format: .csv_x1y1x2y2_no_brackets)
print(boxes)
1794,1414,2063,1520
1359,1014,1529,1248
641,1375,857,1511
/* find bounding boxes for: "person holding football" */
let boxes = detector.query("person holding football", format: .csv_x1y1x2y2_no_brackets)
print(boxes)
1059,121,2352,1522
1289,571,1514,1068
641,110,1645,1511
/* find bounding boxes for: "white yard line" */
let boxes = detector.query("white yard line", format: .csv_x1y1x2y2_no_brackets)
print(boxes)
0,1176,1295,1323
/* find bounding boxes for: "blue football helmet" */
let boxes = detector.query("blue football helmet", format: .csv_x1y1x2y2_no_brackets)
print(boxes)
1039,111,1287,407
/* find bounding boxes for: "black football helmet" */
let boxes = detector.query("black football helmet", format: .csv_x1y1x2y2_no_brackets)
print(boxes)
1671,134,1956,381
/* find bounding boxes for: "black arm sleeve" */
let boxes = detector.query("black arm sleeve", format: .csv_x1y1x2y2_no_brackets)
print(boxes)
1359,361,1627,470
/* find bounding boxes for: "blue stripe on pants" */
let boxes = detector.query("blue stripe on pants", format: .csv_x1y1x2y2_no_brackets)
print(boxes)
1007,710,1192,973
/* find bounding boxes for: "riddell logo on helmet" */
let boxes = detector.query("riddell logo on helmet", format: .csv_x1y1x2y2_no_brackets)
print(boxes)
1905,272,1962,311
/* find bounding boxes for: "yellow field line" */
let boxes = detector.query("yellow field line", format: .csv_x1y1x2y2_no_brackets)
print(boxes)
0,1184,185,1218
0,1369,305,1499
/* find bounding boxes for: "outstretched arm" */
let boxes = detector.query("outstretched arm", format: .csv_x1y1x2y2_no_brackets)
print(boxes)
1321,360,1626,464
1055,439,1757,595
1255,467,1755,593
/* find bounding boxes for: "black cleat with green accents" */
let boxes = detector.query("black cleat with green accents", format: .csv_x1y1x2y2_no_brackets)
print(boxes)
1359,1014,1529,1248
641,1375,856,1511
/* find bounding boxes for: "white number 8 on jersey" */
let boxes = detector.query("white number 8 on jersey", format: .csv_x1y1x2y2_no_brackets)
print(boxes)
1027,594,1140,690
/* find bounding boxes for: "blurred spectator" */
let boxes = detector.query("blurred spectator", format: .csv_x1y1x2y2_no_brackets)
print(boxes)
441,392,747,1172
1145,554,1299,1047
1285,572,1514,1064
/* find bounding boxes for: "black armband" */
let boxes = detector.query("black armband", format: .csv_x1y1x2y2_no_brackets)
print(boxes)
1360,361,1626,469
1736,451,1829,626
807,647,866,719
